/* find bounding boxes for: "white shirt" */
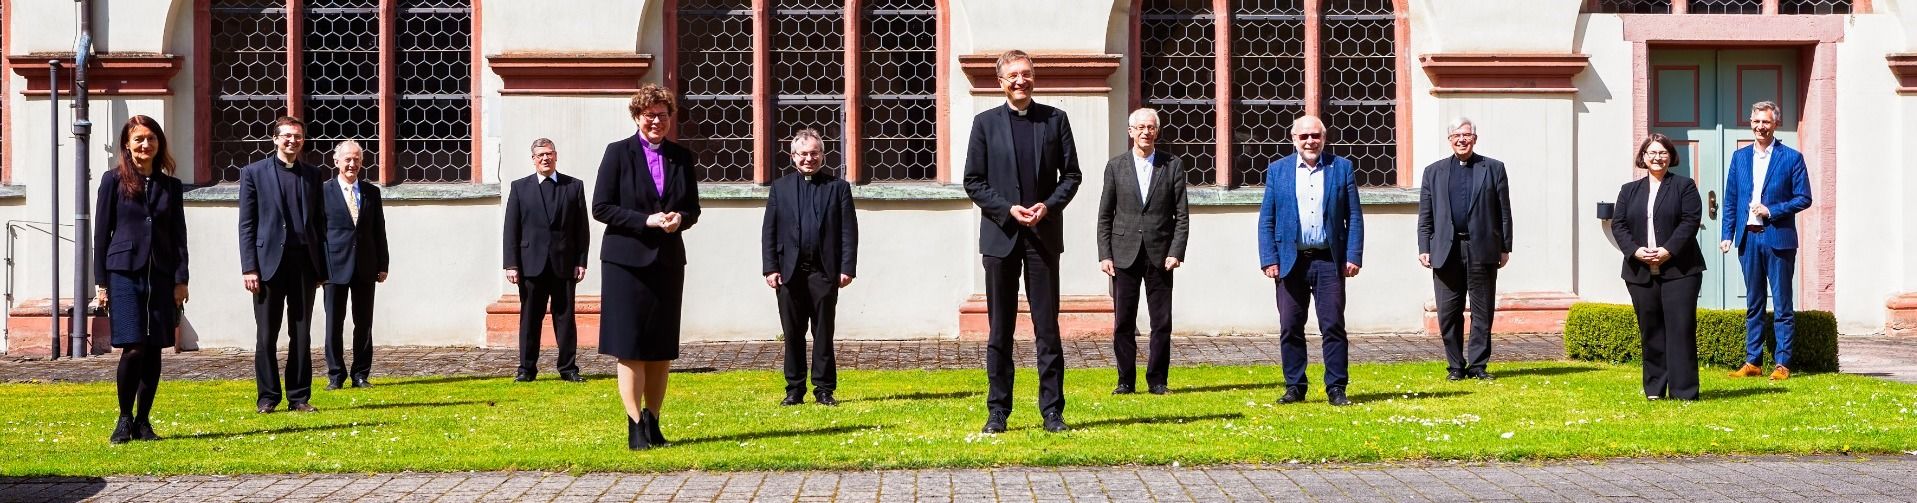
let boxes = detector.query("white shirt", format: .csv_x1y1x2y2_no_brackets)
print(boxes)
338,176,361,223
1748,141,1772,226
1132,151,1154,206
1295,157,1327,250
1646,176,1662,273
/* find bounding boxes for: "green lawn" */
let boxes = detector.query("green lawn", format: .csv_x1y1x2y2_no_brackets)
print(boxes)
4,361,1915,476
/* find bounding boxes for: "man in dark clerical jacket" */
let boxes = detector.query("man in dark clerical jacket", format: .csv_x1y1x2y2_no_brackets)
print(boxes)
504,138,590,383
238,116,327,414
761,128,859,406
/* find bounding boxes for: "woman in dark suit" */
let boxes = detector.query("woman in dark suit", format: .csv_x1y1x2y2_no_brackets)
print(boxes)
1610,133,1705,401
94,115,190,442
593,83,702,450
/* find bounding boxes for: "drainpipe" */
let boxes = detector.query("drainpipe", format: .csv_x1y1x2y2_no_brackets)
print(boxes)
47,61,61,360
69,0,95,359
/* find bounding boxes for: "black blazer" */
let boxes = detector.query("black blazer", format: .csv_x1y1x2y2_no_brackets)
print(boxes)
1417,153,1513,266
1096,151,1189,267
1611,173,1707,284
237,157,327,281
592,135,702,268
962,102,1083,257
319,178,390,285
760,171,859,282
93,169,189,287
504,172,590,278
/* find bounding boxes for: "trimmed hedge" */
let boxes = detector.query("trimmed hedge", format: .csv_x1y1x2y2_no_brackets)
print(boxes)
1564,302,1838,373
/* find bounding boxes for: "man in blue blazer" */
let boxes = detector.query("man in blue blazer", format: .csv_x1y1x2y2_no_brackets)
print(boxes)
1719,101,1813,381
1257,115,1365,406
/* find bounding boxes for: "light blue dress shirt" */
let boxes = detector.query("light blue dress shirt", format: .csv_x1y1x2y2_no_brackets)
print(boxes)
1294,158,1327,250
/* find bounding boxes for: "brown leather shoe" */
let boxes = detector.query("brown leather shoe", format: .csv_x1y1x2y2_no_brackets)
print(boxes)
1729,363,1763,378
1769,365,1790,380
288,403,319,413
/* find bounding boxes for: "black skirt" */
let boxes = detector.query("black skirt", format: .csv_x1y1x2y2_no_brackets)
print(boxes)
107,268,178,349
597,260,685,361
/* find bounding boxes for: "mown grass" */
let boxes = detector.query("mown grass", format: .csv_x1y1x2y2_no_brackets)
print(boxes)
4,361,1915,476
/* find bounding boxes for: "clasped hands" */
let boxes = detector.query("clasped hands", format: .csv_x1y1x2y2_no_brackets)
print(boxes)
1634,246,1672,266
1008,203,1048,227
646,212,685,233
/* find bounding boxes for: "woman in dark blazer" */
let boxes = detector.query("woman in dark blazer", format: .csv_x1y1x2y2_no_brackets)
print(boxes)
592,83,702,450
93,115,190,442
1610,133,1705,401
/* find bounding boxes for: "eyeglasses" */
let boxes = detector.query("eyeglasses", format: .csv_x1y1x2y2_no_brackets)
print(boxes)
1129,125,1158,132
1643,151,1671,158
999,71,1034,82
1292,133,1323,140
638,112,671,122
1448,133,1477,139
276,133,305,139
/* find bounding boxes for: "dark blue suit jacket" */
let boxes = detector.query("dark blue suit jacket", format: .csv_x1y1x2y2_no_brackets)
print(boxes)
592,135,701,268
237,157,327,281
1720,141,1812,250
320,178,389,285
1257,153,1366,278
93,169,189,287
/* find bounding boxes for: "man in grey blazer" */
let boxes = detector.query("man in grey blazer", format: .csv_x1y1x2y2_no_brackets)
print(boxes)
1416,117,1512,381
1096,108,1189,396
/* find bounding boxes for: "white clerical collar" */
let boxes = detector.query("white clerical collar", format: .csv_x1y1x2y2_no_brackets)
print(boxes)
1008,102,1030,116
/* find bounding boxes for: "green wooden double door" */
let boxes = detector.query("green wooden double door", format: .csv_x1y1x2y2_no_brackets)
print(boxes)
1648,48,1801,309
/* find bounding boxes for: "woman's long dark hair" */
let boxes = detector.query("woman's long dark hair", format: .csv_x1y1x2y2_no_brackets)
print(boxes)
117,115,176,199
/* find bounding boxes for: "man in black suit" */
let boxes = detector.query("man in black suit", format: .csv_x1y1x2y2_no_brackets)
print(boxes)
1096,108,1189,396
1416,117,1513,381
504,138,590,383
238,116,327,413
963,49,1082,434
319,140,389,390
761,128,859,407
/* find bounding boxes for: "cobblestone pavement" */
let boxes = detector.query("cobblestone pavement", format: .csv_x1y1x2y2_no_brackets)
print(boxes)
4,455,1915,502
1,333,1570,383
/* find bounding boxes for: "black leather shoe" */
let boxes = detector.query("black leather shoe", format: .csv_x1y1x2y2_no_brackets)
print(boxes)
325,378,344,390
1326,387,1352,406
781,394,804,406
288,403,319,413
642,409,668,447
981,411,1009,434
814,391,838,406
352,377,373,388
514,370,536,382
110,417,134,444
1447,370,1465,381
559,372,586,383
1278,386,1307,404
133,419,160,441
256,402,276,414
627,414,651,451
1467,369,1496,380
1148,384,1170,395
1112,384,1136,395
1042,413,1069,433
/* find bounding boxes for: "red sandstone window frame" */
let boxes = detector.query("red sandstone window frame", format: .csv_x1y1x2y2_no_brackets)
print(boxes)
663,0,950,185
192,0,484,186
1581,0,1868,14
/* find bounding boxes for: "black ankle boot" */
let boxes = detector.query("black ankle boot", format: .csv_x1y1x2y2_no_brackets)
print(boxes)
642,409,668,447
110,417,134,444
133,418,160,441
627,415,651,451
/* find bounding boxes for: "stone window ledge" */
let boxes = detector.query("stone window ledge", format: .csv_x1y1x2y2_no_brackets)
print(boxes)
184,183,501,202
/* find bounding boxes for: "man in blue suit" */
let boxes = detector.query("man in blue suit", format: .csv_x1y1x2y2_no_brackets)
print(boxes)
1257,115,1365,406
1719,101,1812,381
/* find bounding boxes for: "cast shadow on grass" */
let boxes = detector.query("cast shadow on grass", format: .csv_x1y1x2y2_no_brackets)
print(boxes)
1494,366,1603,378
859,390,980,402
1345,390,1473,403
376,375,501,387
1057,412,1246,431
1174,382,1279,394
333,400,495,411
169,421,390,441
673,424,881,446
1707,386,1787,401
0,476,107,503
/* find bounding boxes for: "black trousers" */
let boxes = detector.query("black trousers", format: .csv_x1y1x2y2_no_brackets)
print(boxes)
517,270,580,374
1112,257,1173,388
254,249,317,407
1626,273,1702,400
322,280,376,381
1433,240,1498,373
982,235,1065,416
777,262,839,396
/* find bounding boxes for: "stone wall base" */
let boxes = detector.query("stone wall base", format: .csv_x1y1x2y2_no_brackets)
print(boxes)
957,294,1115,341
6,298,113,357
484,295,603,348
1887,293,1917,337
1421,291,1579,337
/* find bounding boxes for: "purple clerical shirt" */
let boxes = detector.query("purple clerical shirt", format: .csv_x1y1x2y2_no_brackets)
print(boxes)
637,133,666,195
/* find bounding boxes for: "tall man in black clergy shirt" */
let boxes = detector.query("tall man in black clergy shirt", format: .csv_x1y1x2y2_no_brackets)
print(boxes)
964,49,1083,434
238,116,327,413
504,138,590,383
1416,117,1512,381
761,128,859,407
319,140,389,390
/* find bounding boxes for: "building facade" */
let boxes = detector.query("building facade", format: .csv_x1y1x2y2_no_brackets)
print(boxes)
3,0,1915,353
